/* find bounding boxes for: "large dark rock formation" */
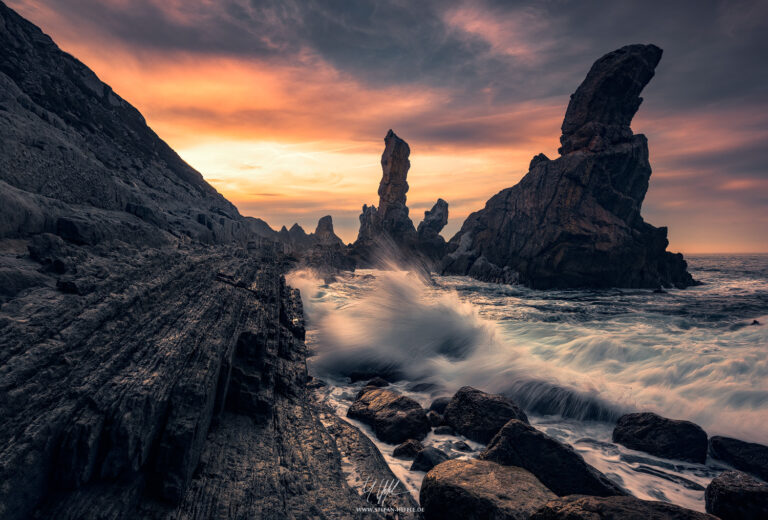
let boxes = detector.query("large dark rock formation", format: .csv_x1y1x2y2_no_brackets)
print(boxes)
351,130,449,266
0,2,276,247
314,215,344,246
0,3,418,518
418,198,449,261
351,130,418,262
442,44,696,289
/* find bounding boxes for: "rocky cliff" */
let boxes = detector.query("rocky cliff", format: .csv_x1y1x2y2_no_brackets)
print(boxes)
442,44,695,289
0,3,416,518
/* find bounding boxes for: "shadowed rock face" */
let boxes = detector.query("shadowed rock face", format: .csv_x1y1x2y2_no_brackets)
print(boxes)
531,495,715,520
612,412,708,464
705,470,768,519
0,2,276,246
709,436,768,482
442,44,696,289
480,420,626,497
559,44,663,155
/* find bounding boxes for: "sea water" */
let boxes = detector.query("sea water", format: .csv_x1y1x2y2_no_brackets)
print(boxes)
287,255,768,511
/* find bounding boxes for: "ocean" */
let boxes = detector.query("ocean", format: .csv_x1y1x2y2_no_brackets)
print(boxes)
287,254,768,511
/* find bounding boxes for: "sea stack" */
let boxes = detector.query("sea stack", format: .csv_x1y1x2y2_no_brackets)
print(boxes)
351,130,449,265
442,44,696,289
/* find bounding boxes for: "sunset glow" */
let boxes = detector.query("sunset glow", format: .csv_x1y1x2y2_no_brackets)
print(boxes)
9,0,766,251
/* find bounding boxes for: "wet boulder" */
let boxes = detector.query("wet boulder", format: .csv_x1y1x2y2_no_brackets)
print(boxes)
429,396,451,414
481,419,625,497
709,436,768,482
612,412,708,463
531,495,715,519
410,447,450,472
420,459,556,520
347,387,430,444
705,470,768,520
443,386,528,444
393,439,424,459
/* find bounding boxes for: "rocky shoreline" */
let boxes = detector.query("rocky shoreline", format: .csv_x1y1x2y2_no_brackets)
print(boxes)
328,378,768,519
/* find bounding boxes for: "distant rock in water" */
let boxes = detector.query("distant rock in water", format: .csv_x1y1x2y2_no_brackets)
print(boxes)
418,198,449,261
284,216,353,275
442,44,696,289
313,215,343,246
351,130,449,266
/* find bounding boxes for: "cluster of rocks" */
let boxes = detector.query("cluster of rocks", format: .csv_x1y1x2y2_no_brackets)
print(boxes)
347,380,768,519
611,411,768,519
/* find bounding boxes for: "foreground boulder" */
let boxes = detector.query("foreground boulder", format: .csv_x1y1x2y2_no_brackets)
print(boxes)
709,436,768,482
481,420,625,497
442,44,695,289
705,470,768,520
443,386,529,444
531,495,715,519
420,459,556,520
411,447,450,472
393,439,424,459
347,387,430,444
612,412,708,463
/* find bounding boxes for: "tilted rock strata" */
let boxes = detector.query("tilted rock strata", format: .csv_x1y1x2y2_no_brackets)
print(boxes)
0,3,416,518
443,44,695,289
0,3,276,247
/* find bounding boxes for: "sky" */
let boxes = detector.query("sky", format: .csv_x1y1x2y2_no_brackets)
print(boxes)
7,0,768,252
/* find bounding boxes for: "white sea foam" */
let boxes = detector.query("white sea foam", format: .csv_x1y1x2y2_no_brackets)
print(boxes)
288,255,768,511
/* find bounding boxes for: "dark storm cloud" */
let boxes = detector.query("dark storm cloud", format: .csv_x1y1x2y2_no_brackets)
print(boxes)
33,0,768,108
